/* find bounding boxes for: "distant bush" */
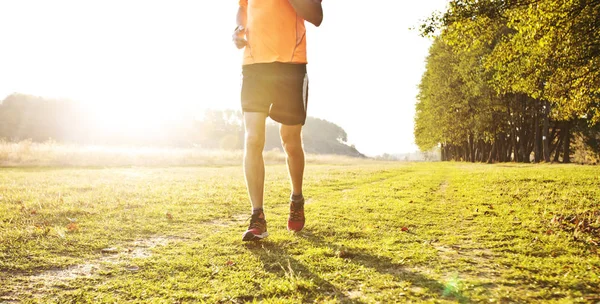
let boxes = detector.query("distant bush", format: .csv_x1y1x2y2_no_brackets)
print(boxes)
0,142,370,167
0,94,364,158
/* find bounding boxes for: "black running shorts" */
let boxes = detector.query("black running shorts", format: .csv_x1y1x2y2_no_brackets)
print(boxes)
241,62,309,126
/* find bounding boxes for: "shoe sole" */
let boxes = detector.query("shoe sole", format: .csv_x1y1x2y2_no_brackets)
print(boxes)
242,231,269,242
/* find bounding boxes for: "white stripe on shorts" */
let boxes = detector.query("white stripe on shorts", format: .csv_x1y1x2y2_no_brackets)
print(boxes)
302,74,309,112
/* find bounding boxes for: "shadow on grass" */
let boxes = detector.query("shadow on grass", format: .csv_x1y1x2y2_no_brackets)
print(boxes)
245,240,364,303
299,232,472,303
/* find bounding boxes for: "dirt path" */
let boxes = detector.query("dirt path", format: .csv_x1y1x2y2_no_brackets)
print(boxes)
1,215,248,302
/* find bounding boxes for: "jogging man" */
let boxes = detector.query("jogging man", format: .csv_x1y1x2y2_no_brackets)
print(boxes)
233,0,323,241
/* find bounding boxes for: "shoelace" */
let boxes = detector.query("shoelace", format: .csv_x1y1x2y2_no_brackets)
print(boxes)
289,203,304,221
248,214,266,231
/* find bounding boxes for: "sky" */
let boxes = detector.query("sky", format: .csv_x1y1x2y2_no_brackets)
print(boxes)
0,0,448,156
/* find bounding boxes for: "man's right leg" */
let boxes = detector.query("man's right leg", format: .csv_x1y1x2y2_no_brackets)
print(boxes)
242,112,269,241
280,124,306,232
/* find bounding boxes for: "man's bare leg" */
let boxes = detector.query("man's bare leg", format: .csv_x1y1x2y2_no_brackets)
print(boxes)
280,124,304,196
281,124,306,232
244,112,268,210
241,112,269,241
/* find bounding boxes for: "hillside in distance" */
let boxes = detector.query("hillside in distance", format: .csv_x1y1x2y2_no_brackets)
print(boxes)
0,93,364,157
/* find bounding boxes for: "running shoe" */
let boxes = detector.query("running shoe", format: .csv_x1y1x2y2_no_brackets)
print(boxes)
287,198,305,232
242,212,268,241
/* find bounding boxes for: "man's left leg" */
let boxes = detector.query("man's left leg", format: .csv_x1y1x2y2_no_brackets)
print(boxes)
280,124,306,231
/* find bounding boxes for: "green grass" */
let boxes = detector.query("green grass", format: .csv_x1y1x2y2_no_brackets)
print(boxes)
1,162,599,303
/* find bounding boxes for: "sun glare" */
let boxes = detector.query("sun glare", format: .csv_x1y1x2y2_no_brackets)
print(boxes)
87,102,185,138
0,0,448,155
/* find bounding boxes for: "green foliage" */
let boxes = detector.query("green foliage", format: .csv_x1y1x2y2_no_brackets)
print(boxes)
416,0,600,162
415,38,466,151
427,0,600,123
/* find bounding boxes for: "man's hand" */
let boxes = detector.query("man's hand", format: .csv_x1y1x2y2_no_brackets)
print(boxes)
288,0,323,27
232,25,247,49
234,5,248,49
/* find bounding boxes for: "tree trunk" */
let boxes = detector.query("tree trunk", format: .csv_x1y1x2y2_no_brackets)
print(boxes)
498,133,505,162
466,141,470,162
487,140,496,164
553,132,563,163
455,145,460,161
441,144,446,161
533,102,541,163
511,138,517,162
464,140,469,162
482,141,488,162
474,139,482,162
468,134,475,163
563,122,571,163
519,95,528,162
543,101,551,162
549,122,559,153
519,134,529,162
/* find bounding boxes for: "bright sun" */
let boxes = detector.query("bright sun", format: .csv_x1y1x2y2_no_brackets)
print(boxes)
87,102,183,138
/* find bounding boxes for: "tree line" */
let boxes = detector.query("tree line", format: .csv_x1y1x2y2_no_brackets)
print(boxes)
415,0,600,163
0,93,364,157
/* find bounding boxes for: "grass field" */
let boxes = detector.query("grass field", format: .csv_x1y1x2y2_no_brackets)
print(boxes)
1,162,599,303
0,141,359,167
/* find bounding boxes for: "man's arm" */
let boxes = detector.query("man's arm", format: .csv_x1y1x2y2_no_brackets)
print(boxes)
233,5,247,49
237,5,247,29
288,0,323,27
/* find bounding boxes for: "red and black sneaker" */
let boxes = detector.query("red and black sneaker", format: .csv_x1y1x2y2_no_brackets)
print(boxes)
287,197,305,232
242,212,268,241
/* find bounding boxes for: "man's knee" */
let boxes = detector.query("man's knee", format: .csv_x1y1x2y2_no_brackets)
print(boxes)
281,133,303,156
245,133,265,152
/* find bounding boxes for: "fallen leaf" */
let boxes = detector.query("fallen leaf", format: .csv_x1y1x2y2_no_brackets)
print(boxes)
102,247,119,254
66,222,79,232
336,250,350,258
125,265,140,272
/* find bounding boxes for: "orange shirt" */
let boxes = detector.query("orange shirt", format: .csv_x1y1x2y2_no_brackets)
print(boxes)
239,0,308,65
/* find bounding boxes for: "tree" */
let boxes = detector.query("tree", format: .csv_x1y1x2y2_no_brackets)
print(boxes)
415,0,600,163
